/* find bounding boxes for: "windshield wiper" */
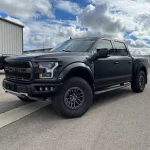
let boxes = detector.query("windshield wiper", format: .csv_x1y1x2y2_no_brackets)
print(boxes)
62,50,72,52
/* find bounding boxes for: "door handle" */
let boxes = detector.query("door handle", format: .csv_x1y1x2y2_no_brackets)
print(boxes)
128,61,132,64
114,61,119,65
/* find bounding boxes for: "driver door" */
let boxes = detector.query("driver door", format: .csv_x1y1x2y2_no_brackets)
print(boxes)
94,39,119,90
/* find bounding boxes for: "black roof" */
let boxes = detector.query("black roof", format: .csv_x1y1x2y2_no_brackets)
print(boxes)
74,37,99,40
73,37,123,42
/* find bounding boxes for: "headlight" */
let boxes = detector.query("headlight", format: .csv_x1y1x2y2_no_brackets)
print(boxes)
38,62,58,78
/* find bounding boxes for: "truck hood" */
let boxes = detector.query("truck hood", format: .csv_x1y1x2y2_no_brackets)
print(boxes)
6,52,87,62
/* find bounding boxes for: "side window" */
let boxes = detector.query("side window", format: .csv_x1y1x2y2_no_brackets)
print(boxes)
96,40,114,55
114,42,128,56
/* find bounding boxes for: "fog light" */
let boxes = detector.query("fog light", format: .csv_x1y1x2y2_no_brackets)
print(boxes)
40,87,42,91
45,87,48,91
40,74,43,78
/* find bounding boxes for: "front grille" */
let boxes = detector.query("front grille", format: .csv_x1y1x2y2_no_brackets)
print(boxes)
5,61,32,81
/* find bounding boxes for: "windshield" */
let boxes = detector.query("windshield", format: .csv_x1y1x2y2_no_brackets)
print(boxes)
51,39,96,52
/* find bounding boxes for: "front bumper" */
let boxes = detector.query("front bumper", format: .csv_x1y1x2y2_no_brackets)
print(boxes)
3,79,63,98
0,63,4,69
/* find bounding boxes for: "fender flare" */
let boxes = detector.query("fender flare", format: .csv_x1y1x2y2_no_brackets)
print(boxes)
132,63,147,83
59,62,94,82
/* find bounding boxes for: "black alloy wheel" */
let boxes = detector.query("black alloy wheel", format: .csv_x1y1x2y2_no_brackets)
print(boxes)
52,77,93,118
131,70,146,93
64,87,85,110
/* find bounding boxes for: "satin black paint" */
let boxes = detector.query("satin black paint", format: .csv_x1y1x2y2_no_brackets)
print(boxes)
0,55,11,70
3,37,148,97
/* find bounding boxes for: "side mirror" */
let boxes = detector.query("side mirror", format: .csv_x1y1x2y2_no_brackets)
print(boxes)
93,48,109,59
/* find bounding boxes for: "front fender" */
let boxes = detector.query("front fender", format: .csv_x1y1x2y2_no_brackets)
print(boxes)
59,62,93,81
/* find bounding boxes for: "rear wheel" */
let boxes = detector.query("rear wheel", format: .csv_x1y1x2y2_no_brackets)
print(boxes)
131,70,146,93
17,96,36,102
52,77,93,118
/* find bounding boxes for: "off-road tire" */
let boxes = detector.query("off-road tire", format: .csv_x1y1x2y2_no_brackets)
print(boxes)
131,70,146,93
52,77,93,118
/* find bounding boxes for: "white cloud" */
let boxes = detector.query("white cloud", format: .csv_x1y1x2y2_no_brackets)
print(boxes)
0,0,55,20
55,0,82,15
125,39,150,48
129,12,150,39
1,0,150,53
77,4,126,40
129,48,150,56
88,0,150,31
86,0,150,52
26,20,87,49
130,31,150,40
90,0,150,16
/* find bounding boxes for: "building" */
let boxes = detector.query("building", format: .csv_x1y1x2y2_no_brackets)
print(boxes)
0,17,24,55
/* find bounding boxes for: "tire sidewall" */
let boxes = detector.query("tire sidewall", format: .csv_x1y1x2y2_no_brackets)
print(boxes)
138,71,146,91
53,77,93,118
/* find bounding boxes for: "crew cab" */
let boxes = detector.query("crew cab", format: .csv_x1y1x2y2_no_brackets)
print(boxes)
3,37,148,118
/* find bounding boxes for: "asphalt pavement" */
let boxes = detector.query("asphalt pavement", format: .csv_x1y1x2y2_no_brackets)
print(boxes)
0,70,150,150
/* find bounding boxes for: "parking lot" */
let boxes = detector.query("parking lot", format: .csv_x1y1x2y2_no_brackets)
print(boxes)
0,70,150,150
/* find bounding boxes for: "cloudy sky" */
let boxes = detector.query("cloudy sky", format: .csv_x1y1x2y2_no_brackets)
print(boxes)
0,0,150,55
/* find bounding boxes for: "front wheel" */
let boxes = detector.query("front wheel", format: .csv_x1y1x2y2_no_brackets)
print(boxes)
52,77,93,118
131,70,146,93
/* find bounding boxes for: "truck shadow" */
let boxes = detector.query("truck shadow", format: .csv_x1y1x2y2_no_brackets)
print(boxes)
3,87,135,122
0,71,4,75
9,87,136,129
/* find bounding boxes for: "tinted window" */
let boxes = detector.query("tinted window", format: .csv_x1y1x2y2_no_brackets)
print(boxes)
96,40,114,55
114,42,128,56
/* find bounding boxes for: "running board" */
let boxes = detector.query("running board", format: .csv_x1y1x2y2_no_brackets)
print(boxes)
95,83,130,95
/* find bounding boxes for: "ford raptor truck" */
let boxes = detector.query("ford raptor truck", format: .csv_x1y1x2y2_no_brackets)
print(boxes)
2,37,148,118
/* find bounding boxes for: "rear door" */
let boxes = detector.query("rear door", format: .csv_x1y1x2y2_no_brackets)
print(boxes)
113,41,132,82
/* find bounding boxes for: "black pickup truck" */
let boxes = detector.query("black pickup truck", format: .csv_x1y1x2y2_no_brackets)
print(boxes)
3,37,148,118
